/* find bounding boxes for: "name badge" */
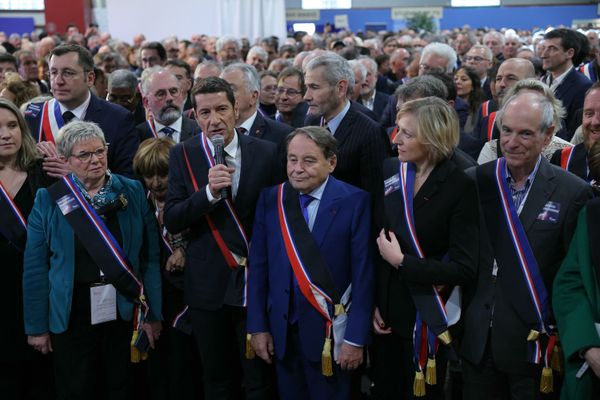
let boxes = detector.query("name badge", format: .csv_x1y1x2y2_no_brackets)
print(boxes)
90,283,117,325
384,173,400,196
56,194,80,215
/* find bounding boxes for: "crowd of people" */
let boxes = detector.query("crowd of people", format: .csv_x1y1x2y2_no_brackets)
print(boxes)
1,20,600,400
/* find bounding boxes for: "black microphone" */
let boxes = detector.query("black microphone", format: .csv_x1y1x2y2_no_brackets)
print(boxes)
210,134,229,200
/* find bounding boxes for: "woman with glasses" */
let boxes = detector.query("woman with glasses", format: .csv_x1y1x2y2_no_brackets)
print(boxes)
0,99,54,398
23,120,162,399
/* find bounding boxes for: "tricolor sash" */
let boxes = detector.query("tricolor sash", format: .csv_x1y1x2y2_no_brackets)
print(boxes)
487,111,497,142
277,182,348,376
0,181,28,252
47,176,146,304
146,118,159,139
560,147,574,171
580,62,598,82
38,99,67,143
394,162,454,394
182,134,249,304
480,159,559,380
481,100,490,118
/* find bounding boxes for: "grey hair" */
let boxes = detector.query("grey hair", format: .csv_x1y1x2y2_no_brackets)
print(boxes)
395,75,448,102
286,126,337,159
459,31,477,46
498,91,556,137
304,53,355,96
56,121,106,158
140,66,175,96
358,56,378,75
194,60,222,79
420,42,457,74
222,62,260,92
484,31,506,46
348,59,367,82
468,44,493,61
108,69,138,91
246,46,268,62
216,36,240,53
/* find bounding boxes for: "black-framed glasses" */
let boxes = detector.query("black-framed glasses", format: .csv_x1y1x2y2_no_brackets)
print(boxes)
71,146,108,163
464,56,490,63
276,87,302,96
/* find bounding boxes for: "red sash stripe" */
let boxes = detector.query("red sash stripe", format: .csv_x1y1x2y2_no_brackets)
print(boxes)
487,112,497,142
560,147,574,171
0,181,27,229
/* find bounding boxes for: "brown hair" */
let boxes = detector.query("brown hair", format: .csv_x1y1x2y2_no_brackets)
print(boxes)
0,98,41,170
133,137,175,177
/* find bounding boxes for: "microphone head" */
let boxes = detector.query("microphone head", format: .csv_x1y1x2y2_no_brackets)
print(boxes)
211,134,225,147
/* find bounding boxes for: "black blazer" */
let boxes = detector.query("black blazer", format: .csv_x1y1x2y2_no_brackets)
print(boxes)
305,102,388,217
248,112,293,148
135,116,201,143
25,94,139,177
550,143,589,181
551,68,592,140
358,91,390,123
163,133,282,309
461,158,592,373
378,157,480,337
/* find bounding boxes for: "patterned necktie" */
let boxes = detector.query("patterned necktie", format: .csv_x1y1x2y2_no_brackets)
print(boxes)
160,126,175,138
62,111,75,124
299,194,315,226
238,127,248,136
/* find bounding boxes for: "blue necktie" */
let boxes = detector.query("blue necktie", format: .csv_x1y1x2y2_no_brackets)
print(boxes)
160,126,175,137
299,194,314,226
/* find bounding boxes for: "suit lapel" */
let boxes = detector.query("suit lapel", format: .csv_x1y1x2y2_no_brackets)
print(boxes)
83,93,100,121
413,160,452,212
112,176,132,255
333,105,356,148
249,113,266,139
519,159,556,233
236,133,253,204
311,177,342,247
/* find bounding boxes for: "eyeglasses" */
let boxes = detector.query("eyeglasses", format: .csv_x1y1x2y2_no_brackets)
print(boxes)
49,69,83,81
262,85,277,93
71,146,107,163
106,93,136,104
152,87,181,100
276,87,302,96
464,56,490,63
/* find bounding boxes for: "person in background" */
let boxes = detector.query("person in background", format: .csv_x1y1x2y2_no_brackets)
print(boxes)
107,69,146,124
454,66,483,133
0,99,54,399
0,72,40,108
258,70,278,119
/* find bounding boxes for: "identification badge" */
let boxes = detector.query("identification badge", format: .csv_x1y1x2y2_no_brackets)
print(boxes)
384,173,400,196
537,201,560,223
90,283,117,325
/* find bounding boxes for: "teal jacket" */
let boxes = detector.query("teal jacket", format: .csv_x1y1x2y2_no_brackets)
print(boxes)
23,174,162,335
553,205,600,399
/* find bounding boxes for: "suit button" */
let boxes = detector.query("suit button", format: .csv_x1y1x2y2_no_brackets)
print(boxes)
283,314,288,320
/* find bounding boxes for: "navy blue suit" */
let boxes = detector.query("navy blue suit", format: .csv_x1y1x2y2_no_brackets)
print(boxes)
247,176,374,398
25,94,138,177
548,68,592,140
358,91,390,123
248,112,293,148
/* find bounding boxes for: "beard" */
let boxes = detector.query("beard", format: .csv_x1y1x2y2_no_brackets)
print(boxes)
157,104,182,125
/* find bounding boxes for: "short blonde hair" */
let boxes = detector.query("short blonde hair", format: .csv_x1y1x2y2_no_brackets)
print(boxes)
133,137,175,177
396,96,459,164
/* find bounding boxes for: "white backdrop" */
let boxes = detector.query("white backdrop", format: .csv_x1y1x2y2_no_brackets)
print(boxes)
105,0,287,44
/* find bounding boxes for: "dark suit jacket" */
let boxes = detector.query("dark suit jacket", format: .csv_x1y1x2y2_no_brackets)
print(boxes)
358,91,390,123
163,133,282,310
380,95,398,130
550,143,589,182
135,116,201,143
248,112,293,148
305,102,387,222
482,78,493,101
280,101,309,128
461,158,592,373
247,177,374,361
378,158,479,338
551,68,592,140
25,93,139,177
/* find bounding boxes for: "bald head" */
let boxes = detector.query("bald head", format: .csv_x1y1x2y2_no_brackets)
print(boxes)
495,58,535,101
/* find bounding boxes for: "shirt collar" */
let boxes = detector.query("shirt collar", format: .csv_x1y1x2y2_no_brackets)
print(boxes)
58,91,91,120
325,100,350,135
363,90,376,106
238,110,258,133
301,176,329,200
205,130,240,159
505,155,542,190
547,66,573,91
154,115,183,134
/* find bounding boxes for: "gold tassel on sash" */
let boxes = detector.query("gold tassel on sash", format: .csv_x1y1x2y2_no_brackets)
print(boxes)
550,343,562,373
437,330,452,345
527,329,540,341
321,338,333,377
130,330,148,363
540,366,554,394
425,358,437,385
245,333,256,359
413,370,426,397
